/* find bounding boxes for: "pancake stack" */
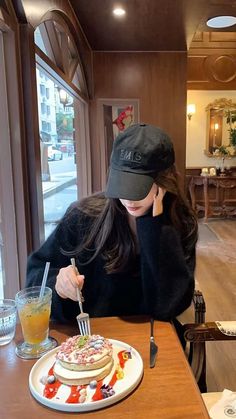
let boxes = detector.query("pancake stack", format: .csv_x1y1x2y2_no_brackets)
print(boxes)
54,334,113,386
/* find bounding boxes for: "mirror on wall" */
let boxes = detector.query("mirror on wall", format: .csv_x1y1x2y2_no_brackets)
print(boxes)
205,98,236,157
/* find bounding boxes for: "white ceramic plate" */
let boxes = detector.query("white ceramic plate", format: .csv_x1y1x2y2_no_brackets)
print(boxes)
29,339,143,412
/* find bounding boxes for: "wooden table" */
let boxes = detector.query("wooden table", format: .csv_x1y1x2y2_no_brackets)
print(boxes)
0,317,209,419
188,175,236,221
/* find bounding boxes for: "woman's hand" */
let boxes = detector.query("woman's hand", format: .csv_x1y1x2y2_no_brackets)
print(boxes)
153,187,166,217
55,265,84,301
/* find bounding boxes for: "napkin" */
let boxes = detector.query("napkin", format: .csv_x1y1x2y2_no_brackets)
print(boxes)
216,321,236,336
210,389,236,419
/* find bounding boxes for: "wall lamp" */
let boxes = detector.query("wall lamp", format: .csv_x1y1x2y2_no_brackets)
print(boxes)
187,104,196,120
58,88,68,106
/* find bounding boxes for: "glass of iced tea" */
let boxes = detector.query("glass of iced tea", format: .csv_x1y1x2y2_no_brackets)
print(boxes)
15,286,57,359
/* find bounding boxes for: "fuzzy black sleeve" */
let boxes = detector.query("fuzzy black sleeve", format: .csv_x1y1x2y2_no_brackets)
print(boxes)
26,206,88,323
136,215,195,321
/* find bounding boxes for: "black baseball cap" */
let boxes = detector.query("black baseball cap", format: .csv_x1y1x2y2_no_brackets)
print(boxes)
105,123,175,200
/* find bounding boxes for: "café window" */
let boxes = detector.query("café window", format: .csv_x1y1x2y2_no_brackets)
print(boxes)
34,20,88,94
33,17,90,241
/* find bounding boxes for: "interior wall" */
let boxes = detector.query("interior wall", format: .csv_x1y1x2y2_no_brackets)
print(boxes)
186,90,236,168
91,51,187,191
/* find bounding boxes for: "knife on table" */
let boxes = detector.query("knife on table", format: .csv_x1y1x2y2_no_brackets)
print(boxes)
150,317,158,368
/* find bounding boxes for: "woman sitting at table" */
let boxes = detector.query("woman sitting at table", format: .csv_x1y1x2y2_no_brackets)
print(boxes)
26,123,198,340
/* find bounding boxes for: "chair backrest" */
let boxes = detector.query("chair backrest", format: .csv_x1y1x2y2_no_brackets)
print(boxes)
183,289,207,392
193,290,206,323
184,290,236,393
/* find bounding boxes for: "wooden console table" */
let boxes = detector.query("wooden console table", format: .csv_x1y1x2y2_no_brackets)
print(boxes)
188,175,236,221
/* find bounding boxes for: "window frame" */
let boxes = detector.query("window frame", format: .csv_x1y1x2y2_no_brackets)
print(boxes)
35,53,91,240
0,27,27,297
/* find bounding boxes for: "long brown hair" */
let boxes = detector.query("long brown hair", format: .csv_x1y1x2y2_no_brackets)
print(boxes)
64,165,198,274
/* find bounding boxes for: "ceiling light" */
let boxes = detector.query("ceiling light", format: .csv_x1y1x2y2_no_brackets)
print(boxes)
113,8,126,17
207,16,236,28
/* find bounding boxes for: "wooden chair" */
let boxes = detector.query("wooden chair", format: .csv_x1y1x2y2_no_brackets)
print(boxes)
184,291,236,413
184,290,207,392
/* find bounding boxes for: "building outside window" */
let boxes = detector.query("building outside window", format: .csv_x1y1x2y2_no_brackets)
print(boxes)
41,102,46,114
36,67,77,238
40,84,46,96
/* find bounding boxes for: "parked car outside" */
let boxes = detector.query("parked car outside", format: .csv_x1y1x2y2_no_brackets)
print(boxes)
56,143,74,155
48,145,63,161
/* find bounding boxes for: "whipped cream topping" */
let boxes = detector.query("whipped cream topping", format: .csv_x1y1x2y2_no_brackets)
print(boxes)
56,335,112,365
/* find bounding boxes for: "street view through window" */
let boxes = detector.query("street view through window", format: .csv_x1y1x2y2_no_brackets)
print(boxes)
36,68,78,239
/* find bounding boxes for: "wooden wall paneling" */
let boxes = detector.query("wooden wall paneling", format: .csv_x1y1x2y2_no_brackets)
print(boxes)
191,31,236,49
188,55,236,89
188,56,209,83
89,99,102,192
186,168,202,176
73,98,92,198
204,54,236,83
188,32,236,89
92,51,187,191
210,32,236,43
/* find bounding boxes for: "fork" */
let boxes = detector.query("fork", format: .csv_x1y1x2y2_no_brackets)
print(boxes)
70,258,91,336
